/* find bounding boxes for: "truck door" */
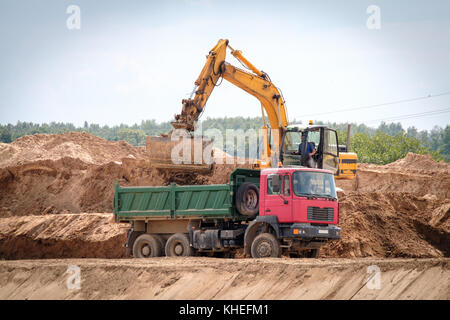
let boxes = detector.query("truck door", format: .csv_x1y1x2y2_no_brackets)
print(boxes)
322,129,339,174
263,174,292,223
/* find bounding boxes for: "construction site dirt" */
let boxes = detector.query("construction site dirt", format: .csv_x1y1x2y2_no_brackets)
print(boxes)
0,132,449,299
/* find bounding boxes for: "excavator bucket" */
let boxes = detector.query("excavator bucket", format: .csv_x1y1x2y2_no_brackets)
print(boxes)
146,134,214,173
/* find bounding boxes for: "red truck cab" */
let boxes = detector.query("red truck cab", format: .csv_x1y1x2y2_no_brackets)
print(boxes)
243,167,341,258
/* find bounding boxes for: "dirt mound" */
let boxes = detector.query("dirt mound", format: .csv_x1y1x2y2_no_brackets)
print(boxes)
0,157,124,215
384,152,450,172
0,258,448,300
321,192,450,258
0,158,251,216
0,158,248,216
0,132,145,168
337,153,450,198
0,132,250,216
0,213,126,259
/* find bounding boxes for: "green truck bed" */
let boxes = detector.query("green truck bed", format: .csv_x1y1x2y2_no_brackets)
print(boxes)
114,168,260,222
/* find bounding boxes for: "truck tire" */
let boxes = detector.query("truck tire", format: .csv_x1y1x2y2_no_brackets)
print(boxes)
250,233,280,258
133,234,162,258
236,182,259,216
165,233,193,257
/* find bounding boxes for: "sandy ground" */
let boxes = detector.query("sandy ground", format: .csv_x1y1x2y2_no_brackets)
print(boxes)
0,258,448,300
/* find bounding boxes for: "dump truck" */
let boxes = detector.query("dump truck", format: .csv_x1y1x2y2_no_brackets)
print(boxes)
114,167,341,258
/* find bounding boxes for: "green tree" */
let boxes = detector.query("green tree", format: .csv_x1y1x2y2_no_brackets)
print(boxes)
117,128,146,146
350,131,430,164
0,127,12,143
440,125,450,162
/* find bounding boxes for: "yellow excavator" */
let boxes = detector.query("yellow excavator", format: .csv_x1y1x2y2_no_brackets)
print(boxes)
147,39,357,179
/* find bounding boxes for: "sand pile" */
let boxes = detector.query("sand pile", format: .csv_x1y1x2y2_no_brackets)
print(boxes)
337,153,450,198
321,192,449,258
0,132,149,215
331,154,449,258
0,132,145,167
384,152,450,172
0,213,126,259
0,132,248,216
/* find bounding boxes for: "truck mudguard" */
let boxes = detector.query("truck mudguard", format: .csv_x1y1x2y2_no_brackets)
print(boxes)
243,215,280,256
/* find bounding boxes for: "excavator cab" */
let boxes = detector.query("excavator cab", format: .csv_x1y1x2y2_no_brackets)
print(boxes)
280,126,340,175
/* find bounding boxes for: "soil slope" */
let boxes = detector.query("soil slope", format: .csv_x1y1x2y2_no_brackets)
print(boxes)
0,258,448,300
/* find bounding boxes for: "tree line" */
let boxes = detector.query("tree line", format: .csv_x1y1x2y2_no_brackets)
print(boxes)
0,117,448,164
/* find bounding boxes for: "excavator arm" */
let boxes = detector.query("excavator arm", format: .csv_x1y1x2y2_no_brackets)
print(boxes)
147,38,357,179
171,39,288,166
172,39,229,132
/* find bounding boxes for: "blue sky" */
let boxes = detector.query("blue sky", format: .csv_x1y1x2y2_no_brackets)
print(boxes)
0,0,449,130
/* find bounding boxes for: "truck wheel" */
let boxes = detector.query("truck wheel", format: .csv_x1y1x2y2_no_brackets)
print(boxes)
251,233,280,258
133,234,162,258
307,249,320,258
236,182,259,216
165,233,193,257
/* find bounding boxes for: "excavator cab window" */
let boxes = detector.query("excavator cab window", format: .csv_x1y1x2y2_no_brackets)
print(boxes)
282,131,302,153
280,130,303,166
306,129,320,148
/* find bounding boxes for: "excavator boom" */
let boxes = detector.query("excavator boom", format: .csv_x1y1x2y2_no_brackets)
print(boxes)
171,39,229,131
149,39,288,172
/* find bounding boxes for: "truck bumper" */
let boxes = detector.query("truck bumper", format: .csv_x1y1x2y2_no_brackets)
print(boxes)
288,224,341,240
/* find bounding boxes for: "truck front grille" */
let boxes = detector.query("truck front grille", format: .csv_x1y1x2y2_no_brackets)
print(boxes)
307,207,334,222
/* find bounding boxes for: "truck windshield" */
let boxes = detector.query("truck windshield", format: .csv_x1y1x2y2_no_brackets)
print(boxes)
292,171,337,199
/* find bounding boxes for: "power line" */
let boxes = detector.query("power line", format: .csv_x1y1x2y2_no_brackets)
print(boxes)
302,91,450,117
365,107,450,123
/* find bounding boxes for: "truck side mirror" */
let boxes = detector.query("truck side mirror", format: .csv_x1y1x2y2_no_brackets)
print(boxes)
269,174,281,193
